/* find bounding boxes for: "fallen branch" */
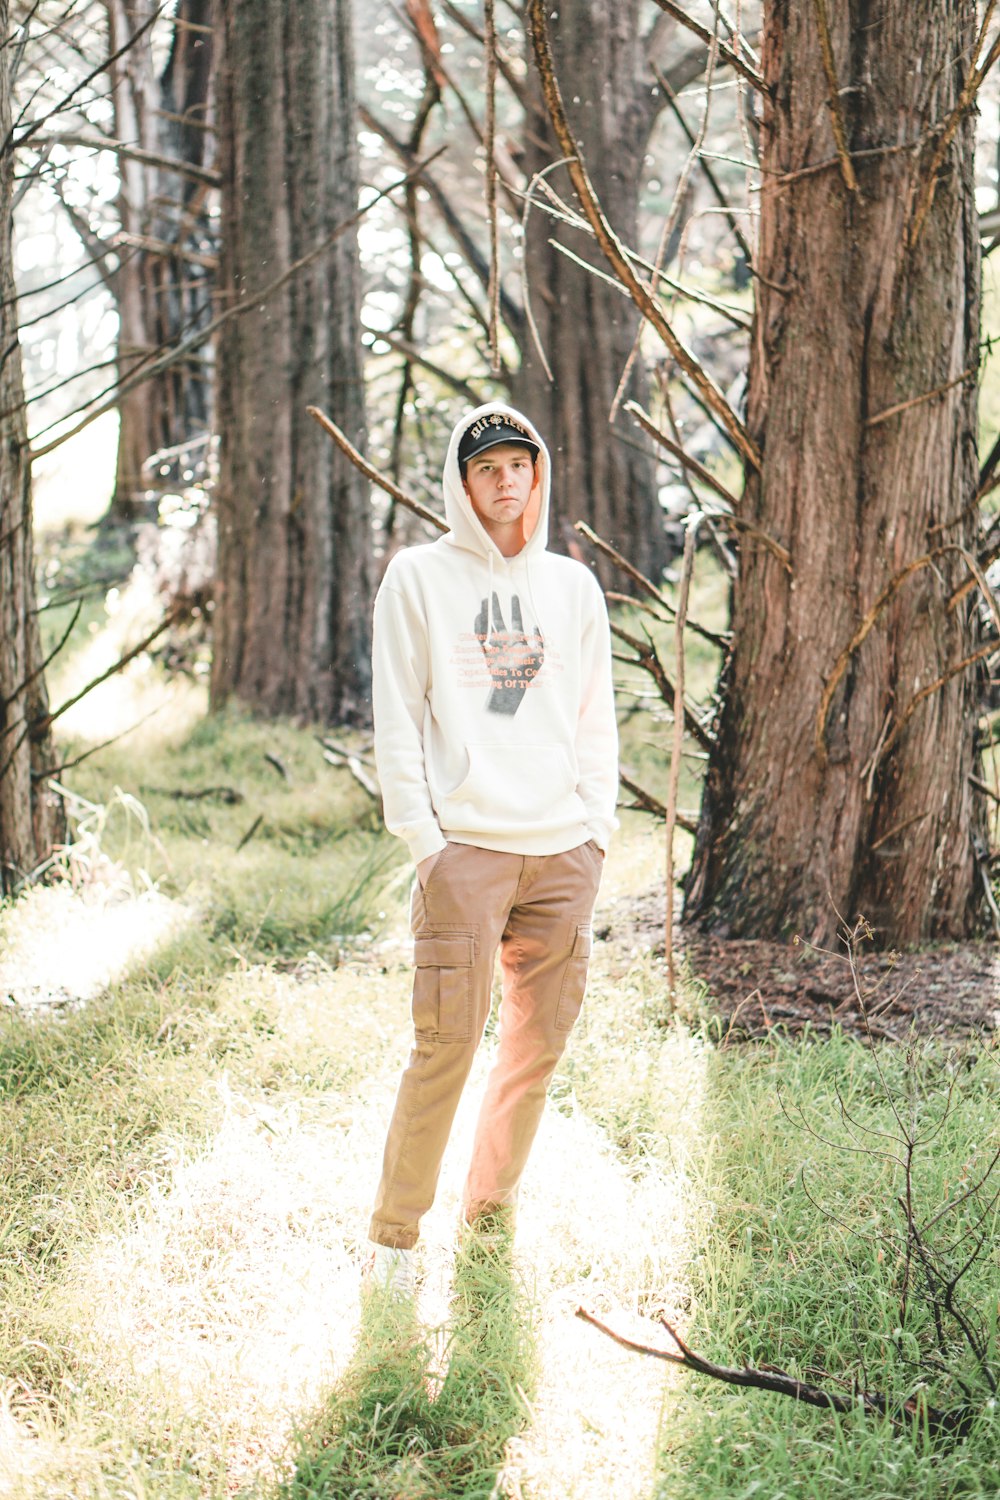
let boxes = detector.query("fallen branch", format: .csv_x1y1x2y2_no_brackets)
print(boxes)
528,0,760,471
576,1307,975,1436
162,785,243,803
235,814,264,852
264,753,290,781
320,744,380,801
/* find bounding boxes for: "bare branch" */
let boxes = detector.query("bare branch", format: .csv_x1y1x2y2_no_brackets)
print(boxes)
652,62,753,265
307,405,447,533
610,619,712,750
811,0,859,195
527,0,760,471
36,606,183,736
574,519,729,650
666,517,699,995
29,129,221,186
618,771,697,833
647,0,764,91
866,367,976,429
575,1307,975,1436
908,9,1000,250
29,155,442,461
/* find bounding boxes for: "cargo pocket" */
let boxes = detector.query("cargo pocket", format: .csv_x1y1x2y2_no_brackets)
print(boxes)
555,923,592,1033
412,931,476,1042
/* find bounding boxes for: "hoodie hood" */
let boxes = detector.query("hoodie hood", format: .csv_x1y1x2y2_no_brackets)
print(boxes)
442,401,551,562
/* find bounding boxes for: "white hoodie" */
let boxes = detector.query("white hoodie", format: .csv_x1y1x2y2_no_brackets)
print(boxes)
372,401,619,865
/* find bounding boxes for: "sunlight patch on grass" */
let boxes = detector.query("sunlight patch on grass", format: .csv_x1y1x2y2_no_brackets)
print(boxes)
0,884,191,1010
10,964,414,1496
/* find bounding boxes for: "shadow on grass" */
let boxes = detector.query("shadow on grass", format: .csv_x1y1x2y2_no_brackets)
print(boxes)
282,1244,535,1500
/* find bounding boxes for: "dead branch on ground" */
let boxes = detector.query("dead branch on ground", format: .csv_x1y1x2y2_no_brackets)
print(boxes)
575,1308,976,1437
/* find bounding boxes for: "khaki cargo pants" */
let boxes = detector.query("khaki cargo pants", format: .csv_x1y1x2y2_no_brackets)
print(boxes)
369,839,604,1250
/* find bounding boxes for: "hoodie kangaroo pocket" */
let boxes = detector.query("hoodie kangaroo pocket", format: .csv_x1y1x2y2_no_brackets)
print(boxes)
439,743,582,834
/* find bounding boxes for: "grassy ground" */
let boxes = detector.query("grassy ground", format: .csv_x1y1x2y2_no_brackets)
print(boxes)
0,537,997,1497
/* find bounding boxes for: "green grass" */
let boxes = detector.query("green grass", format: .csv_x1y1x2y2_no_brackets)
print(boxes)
653,1032,1000,1500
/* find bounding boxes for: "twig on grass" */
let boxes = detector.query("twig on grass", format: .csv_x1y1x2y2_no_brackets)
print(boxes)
235,814,264,852
318,738,381,801
575,1307,975,1436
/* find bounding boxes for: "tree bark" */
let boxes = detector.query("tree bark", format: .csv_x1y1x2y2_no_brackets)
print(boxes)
515,0,671,588
687,0,984,945
210,0,372,724
106,0,215,517
0,0,63,890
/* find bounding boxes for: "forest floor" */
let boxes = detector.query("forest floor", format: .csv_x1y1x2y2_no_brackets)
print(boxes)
601,886,1000,1043
0,528,997,1499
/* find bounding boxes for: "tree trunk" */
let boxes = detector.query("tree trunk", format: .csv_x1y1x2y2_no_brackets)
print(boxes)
0,1,64,890
106,0,215,518
210,0,371,724
686,0,984,945
515,0,666,588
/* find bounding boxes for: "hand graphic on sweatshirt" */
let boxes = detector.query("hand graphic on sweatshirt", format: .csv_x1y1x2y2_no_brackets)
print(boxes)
474,592,544,716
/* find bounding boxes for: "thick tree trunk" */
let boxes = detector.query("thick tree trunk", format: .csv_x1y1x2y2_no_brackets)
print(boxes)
210,0,371,723
0,2,63,889
107,0,215,517
515,0,665,589
687,1,984,945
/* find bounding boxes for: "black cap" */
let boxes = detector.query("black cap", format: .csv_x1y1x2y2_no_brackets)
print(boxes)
458,413,539,472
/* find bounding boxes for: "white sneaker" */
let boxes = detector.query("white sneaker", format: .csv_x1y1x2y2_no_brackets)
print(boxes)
365,1242,416,1299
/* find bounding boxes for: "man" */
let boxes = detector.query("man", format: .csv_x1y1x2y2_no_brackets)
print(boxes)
366,401,618,1293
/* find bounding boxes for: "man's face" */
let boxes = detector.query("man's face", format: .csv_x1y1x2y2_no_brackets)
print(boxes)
462,442,537,550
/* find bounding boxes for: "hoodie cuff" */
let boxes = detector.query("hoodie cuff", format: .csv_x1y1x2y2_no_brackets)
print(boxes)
406,823,448,866
585,817,617,853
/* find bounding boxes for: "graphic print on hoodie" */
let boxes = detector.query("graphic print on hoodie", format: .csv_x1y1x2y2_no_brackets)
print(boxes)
372,400,619,863
474,591,544,716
